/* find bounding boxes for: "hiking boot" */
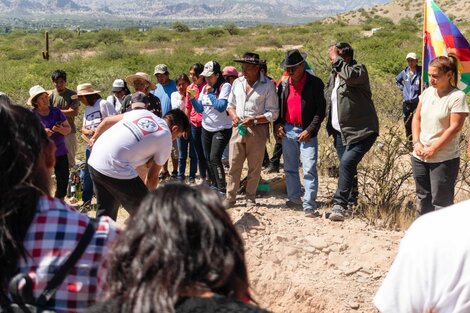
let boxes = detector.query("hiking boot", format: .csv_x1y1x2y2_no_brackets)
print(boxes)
286,200,303,210
304,209,322,218
328,204,350,222
159,171,169,181
223,199,236,209
245,199,258,208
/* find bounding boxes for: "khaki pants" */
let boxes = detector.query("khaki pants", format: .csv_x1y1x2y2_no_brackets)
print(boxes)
64,133,77,168
226,124,269,201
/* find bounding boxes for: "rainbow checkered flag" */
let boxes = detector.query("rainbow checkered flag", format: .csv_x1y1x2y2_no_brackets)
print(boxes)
424,0,470,93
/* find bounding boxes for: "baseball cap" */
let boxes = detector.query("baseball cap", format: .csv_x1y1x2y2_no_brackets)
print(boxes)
222,66,239,77
112,79,125,92
201,61,221,77
154,64,168,75
130,91,149,109
406,52,417,60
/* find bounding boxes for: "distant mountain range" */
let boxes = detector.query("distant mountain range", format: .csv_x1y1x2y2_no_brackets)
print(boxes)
0,0,391,23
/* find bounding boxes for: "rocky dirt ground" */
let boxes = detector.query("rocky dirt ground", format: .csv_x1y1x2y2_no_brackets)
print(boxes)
229,171,403,313
77,169,403,313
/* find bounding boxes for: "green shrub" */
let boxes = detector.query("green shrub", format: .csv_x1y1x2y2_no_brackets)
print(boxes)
205,27,225,37
224,23,240,36
172,21,190,33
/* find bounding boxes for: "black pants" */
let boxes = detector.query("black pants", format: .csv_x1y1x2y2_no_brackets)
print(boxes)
89,166,148,220
403,99,418,144
411,156,459,215
54,154,69,199
202,128,231,191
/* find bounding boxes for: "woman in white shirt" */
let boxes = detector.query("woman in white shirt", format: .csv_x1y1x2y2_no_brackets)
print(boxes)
189,61,232,194
411,53,468,215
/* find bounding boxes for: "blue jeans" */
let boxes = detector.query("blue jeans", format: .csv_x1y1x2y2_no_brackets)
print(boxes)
176,136,197,180
282,123,318,210
190,124,207,179
82,146,93,202
332,132,377,208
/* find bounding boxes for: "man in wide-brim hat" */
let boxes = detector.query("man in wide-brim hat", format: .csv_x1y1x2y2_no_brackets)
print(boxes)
121,72,161,117
224,52,279,208
274,49,326,218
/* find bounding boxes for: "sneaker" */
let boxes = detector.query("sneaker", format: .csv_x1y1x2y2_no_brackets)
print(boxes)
223,199,236,209
266,164,280,173
286,200,302,210
189,177,196,184
328,204,350,222
171,171,178,179
245,199,258,208
304,209,321,218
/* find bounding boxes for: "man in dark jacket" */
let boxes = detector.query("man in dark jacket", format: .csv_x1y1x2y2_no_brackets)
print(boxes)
325,42,379,221
275,49,326,217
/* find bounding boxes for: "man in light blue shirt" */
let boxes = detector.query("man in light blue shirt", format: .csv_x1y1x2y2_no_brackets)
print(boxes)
151,64,178,178
151,64,177,116
395,52,422,149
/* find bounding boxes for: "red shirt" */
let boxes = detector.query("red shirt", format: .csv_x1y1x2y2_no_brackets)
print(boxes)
186,82,206,127
285,72,307,126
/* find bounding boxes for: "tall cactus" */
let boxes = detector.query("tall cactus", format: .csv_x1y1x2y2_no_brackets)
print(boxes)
42,31,49,60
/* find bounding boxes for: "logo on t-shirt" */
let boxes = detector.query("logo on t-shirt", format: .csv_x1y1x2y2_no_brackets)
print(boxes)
133,116,161,136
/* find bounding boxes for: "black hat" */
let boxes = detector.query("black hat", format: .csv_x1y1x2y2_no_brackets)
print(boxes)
234,52,262,65
130,91,149,109
280,49,307,68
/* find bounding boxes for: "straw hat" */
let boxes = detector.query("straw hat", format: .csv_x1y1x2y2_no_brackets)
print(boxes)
126,72,156,90
71,83,101,99
27,85,49,106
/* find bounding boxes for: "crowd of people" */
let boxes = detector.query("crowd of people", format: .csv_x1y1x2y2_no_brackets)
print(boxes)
1,41,470,312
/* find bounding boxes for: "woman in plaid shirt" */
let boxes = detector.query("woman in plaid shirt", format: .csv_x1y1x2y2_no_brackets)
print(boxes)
0,95,120,312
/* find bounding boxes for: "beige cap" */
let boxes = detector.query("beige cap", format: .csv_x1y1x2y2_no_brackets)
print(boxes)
406,52,417,60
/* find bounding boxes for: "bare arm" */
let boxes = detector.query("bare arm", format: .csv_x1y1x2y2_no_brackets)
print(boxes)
61,105,79,118
52,119,71,136
89,114,124,148
421,112,468,159
146,161,162,190
412,100,424,156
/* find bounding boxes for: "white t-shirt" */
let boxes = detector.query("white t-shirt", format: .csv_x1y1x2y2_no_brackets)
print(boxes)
374,200,470,313
106,95,122,113
199,82,232,132
413,86,468,163
82,98,117,138
331,76,341,132
170,91,185,111
88,109,172,179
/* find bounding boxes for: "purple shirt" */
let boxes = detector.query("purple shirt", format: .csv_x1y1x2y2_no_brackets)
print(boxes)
33,106,68,156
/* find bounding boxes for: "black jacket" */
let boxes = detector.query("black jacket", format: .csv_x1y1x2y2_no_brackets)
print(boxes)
275,72,326,137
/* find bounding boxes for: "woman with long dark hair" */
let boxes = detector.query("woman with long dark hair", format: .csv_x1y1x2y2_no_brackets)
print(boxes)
172,73,198,183
189,61,232,194
0,96,119,312
412,54,468,215
87,184,269,313
185,63,208,183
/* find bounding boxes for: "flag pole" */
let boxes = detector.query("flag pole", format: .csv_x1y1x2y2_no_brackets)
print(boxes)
421,0,427,93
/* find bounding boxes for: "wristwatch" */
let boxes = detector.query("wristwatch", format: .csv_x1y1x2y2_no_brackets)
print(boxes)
253,118,258,125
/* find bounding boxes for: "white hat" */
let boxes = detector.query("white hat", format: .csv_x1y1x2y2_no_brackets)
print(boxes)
27,85,49,106
201,61,220,77
112,79,126,92
406,52,417,60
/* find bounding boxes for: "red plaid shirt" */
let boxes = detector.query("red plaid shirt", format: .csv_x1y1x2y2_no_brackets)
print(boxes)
18,196,120,312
